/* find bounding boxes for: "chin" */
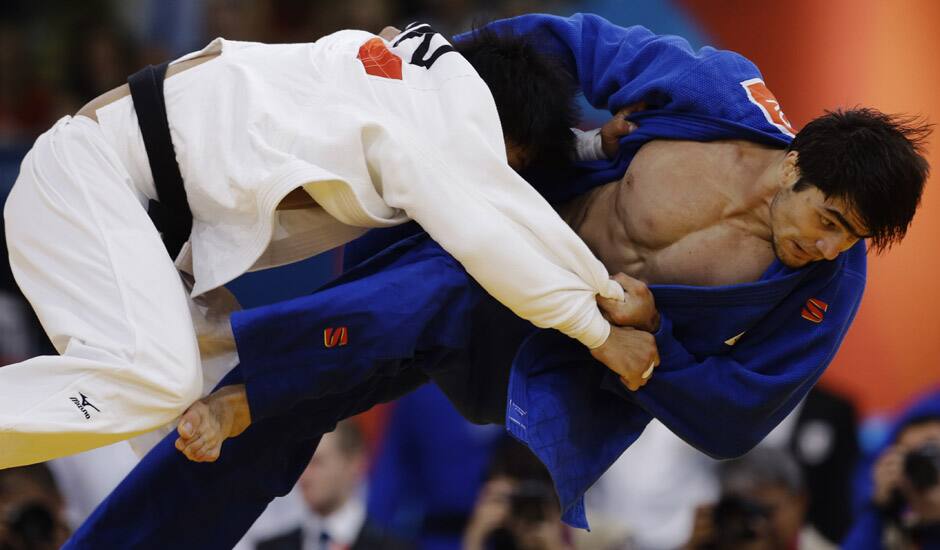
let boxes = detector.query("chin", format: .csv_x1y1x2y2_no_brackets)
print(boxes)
772,239,809,269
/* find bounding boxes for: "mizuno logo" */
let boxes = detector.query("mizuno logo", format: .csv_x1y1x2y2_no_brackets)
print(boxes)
801,298,829,324
70,392,101,420
323,326,349,348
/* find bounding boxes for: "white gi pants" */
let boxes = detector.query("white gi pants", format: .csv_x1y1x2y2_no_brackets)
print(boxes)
0,116,204,468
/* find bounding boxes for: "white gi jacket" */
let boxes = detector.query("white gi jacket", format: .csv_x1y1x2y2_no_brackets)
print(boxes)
95,26,623,349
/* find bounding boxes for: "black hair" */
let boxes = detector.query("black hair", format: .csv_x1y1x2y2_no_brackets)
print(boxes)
485,437,553,484
455,27,579,171
789,108,931,251
719,447,804,496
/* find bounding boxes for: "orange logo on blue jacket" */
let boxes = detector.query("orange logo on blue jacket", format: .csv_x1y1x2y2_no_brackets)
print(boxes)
741,78,796,137
801,298,828,324
323,326,349,348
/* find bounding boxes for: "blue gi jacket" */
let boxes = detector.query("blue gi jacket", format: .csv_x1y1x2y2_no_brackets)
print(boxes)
470,13,866,526
66,14,867,547
237,13,867,528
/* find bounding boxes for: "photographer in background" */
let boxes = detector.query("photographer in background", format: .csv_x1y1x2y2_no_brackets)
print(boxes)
462,439,575,550
255,420,411,550
684,447,835,550
0,464,70,550
844,388,940,549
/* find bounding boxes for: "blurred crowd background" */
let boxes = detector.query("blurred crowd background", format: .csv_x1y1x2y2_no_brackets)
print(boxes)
1,0,939,549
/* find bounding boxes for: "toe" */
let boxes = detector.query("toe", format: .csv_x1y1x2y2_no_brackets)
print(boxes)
178,405,205,440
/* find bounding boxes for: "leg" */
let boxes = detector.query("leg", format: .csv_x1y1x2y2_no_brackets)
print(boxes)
66,366,429,549
0,118,201,467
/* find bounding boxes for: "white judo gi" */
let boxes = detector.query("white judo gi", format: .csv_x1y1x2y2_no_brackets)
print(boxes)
0,26,622,467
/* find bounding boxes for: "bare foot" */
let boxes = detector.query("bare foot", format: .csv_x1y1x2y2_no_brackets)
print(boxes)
175,384,251,462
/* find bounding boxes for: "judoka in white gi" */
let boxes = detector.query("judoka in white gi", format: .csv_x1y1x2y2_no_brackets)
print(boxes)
0,24,657,468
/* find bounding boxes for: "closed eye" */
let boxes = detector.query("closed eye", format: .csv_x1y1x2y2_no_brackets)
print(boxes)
820,216,836,229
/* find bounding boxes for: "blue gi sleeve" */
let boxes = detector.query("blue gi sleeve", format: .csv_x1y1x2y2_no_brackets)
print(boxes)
473,13,764,118
612,244,868,459
466,13,794,205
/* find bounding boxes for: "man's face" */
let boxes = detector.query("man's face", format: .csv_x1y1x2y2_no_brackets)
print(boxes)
769,180,868,269
720,486,806,550
297,432,365,517
896,420,940,522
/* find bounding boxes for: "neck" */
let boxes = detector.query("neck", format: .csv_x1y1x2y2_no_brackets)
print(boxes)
727,145,789,243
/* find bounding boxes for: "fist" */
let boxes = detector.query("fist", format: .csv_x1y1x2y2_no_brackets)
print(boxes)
596,273,660,333
590,325,660,391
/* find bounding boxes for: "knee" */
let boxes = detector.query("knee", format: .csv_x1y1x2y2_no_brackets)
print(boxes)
135,342,203,414
169,361,203,410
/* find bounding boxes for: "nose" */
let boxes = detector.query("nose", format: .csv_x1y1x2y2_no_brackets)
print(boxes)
815,235,848,260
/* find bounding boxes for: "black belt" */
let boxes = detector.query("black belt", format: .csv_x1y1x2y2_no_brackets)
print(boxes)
127,62,193,260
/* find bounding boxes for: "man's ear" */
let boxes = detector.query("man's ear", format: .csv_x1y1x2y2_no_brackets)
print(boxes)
783,150,801,185
505,140,529,171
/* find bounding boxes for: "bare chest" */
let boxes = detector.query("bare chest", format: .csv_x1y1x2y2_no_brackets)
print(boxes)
593,141,776,286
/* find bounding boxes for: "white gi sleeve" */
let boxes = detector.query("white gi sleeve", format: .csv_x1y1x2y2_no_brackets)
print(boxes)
354,125,623,349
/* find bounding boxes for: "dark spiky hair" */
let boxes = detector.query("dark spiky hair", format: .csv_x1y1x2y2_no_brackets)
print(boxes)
455,27,579,171
789,108,931,251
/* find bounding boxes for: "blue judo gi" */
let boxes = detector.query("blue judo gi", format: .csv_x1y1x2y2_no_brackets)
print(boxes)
66,13,867,548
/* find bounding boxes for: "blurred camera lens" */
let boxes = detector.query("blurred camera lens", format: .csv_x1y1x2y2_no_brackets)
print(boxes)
904,443,940,491
5,501,56,547
713,495,771,544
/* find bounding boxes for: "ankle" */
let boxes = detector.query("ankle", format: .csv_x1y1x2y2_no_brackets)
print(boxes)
214,384,252,435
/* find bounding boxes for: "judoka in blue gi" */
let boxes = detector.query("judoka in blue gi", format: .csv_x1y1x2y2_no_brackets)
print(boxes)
66,13,930,549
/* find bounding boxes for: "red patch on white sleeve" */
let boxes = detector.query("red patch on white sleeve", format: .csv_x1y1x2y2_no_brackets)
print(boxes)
357,37,403,80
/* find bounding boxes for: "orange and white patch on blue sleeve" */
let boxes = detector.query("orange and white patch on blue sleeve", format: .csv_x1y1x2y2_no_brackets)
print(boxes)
741,78,796,137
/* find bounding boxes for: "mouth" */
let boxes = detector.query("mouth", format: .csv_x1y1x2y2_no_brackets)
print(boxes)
790,240,811,262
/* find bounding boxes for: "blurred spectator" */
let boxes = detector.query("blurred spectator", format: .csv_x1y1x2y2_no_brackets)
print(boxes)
45,444,138,530
255,419,411,550
0,464,70,550
779,385,860,542
843,387,940,549
0,23,57,145
368,384,503,550
583,419,718,549
583,385,857,549
63,21,138,104
684,447,835,550
462,439,576,550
